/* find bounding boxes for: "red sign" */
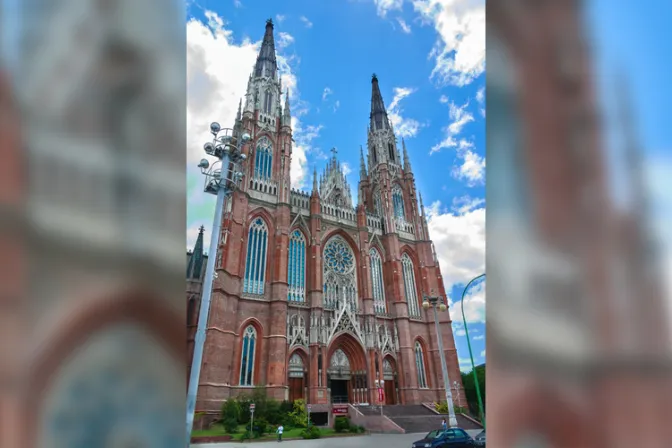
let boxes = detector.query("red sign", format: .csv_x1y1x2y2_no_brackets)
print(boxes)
332,405,348,415
249,403,255,411
378,387,385,402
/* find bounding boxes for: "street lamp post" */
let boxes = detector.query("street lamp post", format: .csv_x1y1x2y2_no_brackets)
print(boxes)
422,294,458,428
460,273,486,428
185,123,249,447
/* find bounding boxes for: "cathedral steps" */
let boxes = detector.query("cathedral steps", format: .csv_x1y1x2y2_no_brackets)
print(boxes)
352,405,484,434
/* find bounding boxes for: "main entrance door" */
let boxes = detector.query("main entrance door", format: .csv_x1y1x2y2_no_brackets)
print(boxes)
328,348,351,403
288,353,306,402
383,357,397,405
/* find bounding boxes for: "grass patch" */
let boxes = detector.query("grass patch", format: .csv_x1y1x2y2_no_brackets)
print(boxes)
192,425,338,440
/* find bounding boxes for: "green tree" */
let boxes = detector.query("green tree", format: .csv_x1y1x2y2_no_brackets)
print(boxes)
460,363,486,418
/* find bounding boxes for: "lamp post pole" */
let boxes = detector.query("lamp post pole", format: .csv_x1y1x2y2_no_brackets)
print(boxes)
185,123,249,447
460,273,486,428
423,294,458,428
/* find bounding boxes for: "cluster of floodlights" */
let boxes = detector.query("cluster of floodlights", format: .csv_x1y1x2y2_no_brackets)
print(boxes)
422,295,448,311
198,122,251,195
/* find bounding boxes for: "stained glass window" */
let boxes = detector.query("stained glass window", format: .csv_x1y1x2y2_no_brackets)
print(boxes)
323,236,358,311
369,248,386,314
254,137,273,179
415,341,428,388
392,184,405,219
401,253,420,317
239,326,257,386
243,218,268,295
287,230,306,302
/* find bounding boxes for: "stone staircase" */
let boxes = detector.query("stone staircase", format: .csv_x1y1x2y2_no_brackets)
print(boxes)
368,404,483,434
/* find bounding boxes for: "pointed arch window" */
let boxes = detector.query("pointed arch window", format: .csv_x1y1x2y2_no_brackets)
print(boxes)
415,341,428,388
369,248,386,314
372,146,378,164
243,218,269,295
263,90,273,114
388,143,395,162
239,326,257,386
323,236,358,311
254,137,273,180
392,184,405,219
401,253,420,317
373,191,383,216
287,230,307,302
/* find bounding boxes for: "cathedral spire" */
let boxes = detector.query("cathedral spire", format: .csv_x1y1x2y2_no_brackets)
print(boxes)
312,166,318,194
360,145,368,178
282,90,291,126
236,98,242,121
370,74,391,132
253,19,278,79
187,225,205,279
402,138,412,172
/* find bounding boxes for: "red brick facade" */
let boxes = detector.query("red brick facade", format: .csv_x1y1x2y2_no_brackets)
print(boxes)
187,20,466,414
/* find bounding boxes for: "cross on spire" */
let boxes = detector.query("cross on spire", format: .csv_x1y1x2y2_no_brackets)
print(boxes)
330,147,338,157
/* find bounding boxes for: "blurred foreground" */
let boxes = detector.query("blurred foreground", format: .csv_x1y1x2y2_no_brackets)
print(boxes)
487,1,671,447
1,1,186,447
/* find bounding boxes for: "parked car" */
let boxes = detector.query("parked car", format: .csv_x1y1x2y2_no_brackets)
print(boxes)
473,430,486,446
411,428,475,447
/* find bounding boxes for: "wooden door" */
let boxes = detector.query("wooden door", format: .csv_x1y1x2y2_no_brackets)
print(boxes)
384,380,395,405
288,377,304,402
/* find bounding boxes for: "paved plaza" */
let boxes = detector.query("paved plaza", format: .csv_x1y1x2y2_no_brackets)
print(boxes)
192,431,482,448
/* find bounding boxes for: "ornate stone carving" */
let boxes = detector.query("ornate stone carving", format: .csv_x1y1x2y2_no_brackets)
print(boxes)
287,314,308,348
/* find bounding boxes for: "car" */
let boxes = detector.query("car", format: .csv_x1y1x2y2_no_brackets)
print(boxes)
473,429,486,446
411,428,476,447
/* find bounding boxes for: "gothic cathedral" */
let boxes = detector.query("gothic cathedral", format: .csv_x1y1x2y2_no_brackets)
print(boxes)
187,19,465,416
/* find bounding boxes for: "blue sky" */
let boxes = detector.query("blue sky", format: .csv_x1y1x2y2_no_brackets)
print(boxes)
186,0,487,372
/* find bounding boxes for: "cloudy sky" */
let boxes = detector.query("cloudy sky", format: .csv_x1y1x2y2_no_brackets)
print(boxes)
186,0,487,370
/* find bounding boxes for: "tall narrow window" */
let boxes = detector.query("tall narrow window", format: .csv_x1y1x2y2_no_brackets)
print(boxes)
287,230,307,302
254,137,273,179
369,248,386,314
388,143,395,162
243,218,269,295
392,184,405,219
373,191,382,216
401,253,420,317
239,326,257,386
415,341,428,388
372,146,377,164
263,91,273,114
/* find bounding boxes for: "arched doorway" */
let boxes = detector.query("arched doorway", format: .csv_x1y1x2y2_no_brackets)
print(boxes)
382,356,398,405
327,333,369,404
287,352,307,401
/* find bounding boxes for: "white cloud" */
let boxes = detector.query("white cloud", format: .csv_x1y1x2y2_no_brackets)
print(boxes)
480,350,486,357
275,14,286,23
425,200,485,323
396,17,412,33
451,195,485,214
439,94,449,104
412,0,485,86
300,16,313,28
473,334,484,340
388,87,423,138
373,0,404,16
333,100,340,112
233,0,242,7
342,162,353,181
476,86,485,117
430,100,474,154
277,32,295,49
452,148,485,186
454,328,466,337
458,358,473,373
322,87,333,101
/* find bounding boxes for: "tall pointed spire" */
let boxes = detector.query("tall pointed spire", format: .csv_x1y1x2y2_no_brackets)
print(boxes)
402,138,412,172
282,90,291,126
419,193,425,216
254,19,278,79
370,74,391,131
360,145,368,178
312,166,318,193
236,98,242,121
187,225,205,279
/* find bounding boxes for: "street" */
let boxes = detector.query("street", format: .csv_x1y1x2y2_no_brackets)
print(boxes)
192,431,482,448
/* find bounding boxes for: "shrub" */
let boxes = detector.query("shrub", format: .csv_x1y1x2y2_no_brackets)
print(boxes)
357,425,366,433
454,406,468,414
221,400,241,423
222,416,238,434
334,416,350,433
435,401,448,414
265,400,282,425
288,399,309,428
252,417,269,436
301,425,322,439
